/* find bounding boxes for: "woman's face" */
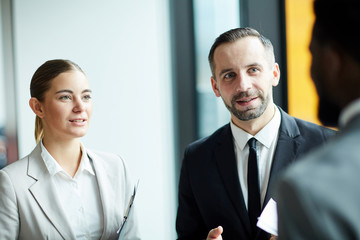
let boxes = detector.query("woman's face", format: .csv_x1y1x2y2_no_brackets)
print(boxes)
40,70,93,141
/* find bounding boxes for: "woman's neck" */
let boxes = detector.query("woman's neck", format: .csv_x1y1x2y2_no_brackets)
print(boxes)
42,137,82,177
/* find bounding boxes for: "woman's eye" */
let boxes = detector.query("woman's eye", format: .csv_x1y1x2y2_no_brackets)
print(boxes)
83,95,92,101
59,95,71,100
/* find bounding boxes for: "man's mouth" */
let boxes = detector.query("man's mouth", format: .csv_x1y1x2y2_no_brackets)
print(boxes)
238,97,256,103
236,97,257,104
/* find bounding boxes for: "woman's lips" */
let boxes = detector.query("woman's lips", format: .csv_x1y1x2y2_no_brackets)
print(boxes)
70,119,86,122
69,119,87,126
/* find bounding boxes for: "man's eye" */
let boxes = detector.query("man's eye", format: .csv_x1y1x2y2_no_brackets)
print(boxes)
224,73,235,79
249,68,259,73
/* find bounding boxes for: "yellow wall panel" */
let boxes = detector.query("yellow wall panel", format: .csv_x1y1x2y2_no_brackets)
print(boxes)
286,0,320,124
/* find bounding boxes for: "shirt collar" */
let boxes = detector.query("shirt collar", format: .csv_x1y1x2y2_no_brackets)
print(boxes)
79,143,95,176
230,106,281,150
339,98,360,128
40,141,95,177
41,141,63,176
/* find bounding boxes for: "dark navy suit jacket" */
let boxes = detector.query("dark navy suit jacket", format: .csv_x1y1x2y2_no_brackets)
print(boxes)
176,107,336,240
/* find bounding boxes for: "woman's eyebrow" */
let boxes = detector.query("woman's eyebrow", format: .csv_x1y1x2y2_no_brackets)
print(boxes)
55,89,73,94
83,89,92,93
55,89,92,94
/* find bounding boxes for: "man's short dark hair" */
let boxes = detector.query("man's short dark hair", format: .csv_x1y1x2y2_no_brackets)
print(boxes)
313,0,360,63
208,27,274,78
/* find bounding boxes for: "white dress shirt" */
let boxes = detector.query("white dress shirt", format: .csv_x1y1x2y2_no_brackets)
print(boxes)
40,141,104,240
339,98,360,128
230,106,281,209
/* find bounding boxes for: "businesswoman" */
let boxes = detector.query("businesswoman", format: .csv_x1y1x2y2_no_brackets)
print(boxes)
0,59,140,240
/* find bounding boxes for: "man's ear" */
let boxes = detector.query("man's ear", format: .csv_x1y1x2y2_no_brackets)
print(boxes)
272,63,280,87
323,45,358,105
211,76,221,97
29,97,45,118
323,46,342,81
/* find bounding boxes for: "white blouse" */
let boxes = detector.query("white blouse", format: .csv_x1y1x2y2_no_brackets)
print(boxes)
40,141,104,239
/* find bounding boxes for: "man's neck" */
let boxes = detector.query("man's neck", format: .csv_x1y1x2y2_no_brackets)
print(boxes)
231,103,276,136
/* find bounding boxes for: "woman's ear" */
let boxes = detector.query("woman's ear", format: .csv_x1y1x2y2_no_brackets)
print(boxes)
29,97,44,118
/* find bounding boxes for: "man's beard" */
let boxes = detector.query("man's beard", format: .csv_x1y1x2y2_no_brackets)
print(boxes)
223,90,269,121
318,94,341,127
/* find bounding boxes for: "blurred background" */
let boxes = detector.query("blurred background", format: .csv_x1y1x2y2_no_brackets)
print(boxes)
0,0,318,238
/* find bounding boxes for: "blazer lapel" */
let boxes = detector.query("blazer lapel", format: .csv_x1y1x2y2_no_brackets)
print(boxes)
214,125,252,236
27,144,75,240
88,150,119,240
264,108,301,205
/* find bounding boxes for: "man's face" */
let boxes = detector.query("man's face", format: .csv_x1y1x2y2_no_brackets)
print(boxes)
211,37,280,125
310,29,341,127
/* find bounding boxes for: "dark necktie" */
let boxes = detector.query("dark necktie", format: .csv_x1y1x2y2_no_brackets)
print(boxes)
247,138,261,236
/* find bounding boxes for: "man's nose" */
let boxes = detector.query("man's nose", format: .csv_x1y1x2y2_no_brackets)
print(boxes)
235,73,252,92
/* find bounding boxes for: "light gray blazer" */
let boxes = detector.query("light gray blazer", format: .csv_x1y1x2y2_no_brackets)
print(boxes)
0,143,141,240
276,114,360,239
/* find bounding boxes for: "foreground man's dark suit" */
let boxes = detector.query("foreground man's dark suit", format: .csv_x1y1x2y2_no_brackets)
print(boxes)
276,113,360,239
176,107,336,240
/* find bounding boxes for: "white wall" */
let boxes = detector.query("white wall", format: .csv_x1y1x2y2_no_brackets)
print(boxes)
0,2,5,127
13,0,176,239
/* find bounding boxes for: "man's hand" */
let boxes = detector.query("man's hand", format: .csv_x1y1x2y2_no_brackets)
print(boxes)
270,234,278,240
206,226,223,240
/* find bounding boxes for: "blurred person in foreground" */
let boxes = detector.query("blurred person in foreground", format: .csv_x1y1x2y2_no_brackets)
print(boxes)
0,59,140,240
176,27,335,240
275,0,360,239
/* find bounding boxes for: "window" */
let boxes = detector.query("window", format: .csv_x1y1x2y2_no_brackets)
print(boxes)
193,0,240,138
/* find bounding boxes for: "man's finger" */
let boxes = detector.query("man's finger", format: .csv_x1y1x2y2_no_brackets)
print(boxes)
208,226,223,239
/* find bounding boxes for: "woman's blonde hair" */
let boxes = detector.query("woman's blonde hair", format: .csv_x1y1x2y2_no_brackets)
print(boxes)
30,59,84,143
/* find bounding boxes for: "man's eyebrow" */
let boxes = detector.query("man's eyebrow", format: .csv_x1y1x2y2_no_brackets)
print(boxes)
246,62,263,68
55,89,92,94
218,68,233,77
218,63,263,77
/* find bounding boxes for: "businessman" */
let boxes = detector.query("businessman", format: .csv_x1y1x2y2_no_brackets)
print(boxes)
176,27,335,240
276,0,360,239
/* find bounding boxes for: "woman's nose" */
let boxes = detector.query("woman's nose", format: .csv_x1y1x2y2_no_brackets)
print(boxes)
73,97,85,112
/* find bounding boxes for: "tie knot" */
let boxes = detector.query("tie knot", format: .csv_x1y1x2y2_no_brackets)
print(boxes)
248,138,257,149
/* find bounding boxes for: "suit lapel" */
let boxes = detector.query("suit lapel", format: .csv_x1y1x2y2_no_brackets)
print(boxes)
214,125,252,235
88,150,119,240
213,109,303,239
264,108,301,205
27,144,75,240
